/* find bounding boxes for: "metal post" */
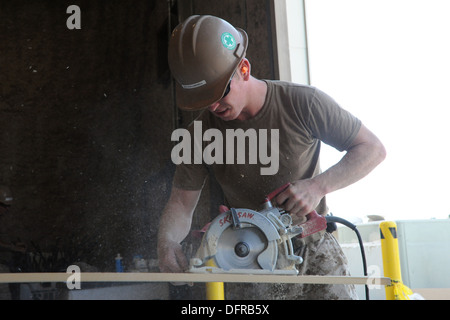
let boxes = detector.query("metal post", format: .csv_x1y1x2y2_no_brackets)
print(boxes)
205,259,225,300
380,221,413,300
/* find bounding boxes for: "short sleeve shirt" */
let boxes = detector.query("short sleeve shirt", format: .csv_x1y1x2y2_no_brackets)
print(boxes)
172,81,361,214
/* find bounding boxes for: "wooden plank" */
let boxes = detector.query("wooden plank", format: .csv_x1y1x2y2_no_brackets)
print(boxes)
0,272,390,286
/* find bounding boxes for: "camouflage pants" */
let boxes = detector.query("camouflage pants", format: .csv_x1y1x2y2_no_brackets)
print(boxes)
225,232,358,300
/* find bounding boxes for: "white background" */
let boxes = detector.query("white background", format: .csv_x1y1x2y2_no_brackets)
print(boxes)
305,0,450,221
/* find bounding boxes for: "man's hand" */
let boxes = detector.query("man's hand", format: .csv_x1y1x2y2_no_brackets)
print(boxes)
274,180,323,224
157,186,202,276
157,239,188,274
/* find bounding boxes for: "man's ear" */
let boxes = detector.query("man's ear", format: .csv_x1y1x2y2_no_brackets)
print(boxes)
240,59,250,80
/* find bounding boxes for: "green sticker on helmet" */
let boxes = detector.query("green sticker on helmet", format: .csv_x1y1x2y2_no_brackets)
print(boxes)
221,32,236,50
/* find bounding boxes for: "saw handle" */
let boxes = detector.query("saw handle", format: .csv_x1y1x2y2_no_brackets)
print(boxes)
264,182,291,204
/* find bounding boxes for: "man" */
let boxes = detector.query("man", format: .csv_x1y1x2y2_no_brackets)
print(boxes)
157,15,386,299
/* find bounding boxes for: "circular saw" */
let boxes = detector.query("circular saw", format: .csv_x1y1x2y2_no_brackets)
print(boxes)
188,184,327,275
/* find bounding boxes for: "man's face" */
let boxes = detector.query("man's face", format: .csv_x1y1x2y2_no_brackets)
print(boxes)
207,74,246,121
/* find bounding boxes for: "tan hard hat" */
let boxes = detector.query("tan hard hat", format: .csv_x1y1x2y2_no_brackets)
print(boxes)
168,15,248,111
0,186,13,206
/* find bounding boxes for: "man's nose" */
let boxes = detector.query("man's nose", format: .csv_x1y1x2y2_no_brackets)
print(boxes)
208,102,220,112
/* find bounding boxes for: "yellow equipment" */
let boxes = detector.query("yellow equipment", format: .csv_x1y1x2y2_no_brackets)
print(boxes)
380,221,413,300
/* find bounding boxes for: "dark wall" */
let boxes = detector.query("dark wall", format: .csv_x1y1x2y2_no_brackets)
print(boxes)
0,0,277,271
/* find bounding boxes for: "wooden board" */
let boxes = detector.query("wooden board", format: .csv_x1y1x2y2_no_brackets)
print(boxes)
0,272,390,286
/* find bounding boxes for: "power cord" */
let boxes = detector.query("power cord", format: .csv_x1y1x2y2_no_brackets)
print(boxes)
326,215,369,300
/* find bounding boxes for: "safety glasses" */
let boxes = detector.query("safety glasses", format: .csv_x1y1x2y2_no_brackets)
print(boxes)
221,70,236,99
222,80,231,99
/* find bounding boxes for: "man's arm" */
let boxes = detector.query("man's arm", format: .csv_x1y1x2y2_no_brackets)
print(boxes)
276,124,386,221
157,186,202,273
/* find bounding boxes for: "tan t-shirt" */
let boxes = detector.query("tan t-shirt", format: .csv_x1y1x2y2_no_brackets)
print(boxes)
172,81,361,214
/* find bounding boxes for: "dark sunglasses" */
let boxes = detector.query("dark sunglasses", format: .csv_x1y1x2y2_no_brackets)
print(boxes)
221,70,237,99
222,80,231,99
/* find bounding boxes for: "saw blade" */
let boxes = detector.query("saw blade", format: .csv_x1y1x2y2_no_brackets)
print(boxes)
214,224,267,271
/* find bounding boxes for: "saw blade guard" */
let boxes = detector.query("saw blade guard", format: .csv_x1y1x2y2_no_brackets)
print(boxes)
190,209,281,272
189,207,304,274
